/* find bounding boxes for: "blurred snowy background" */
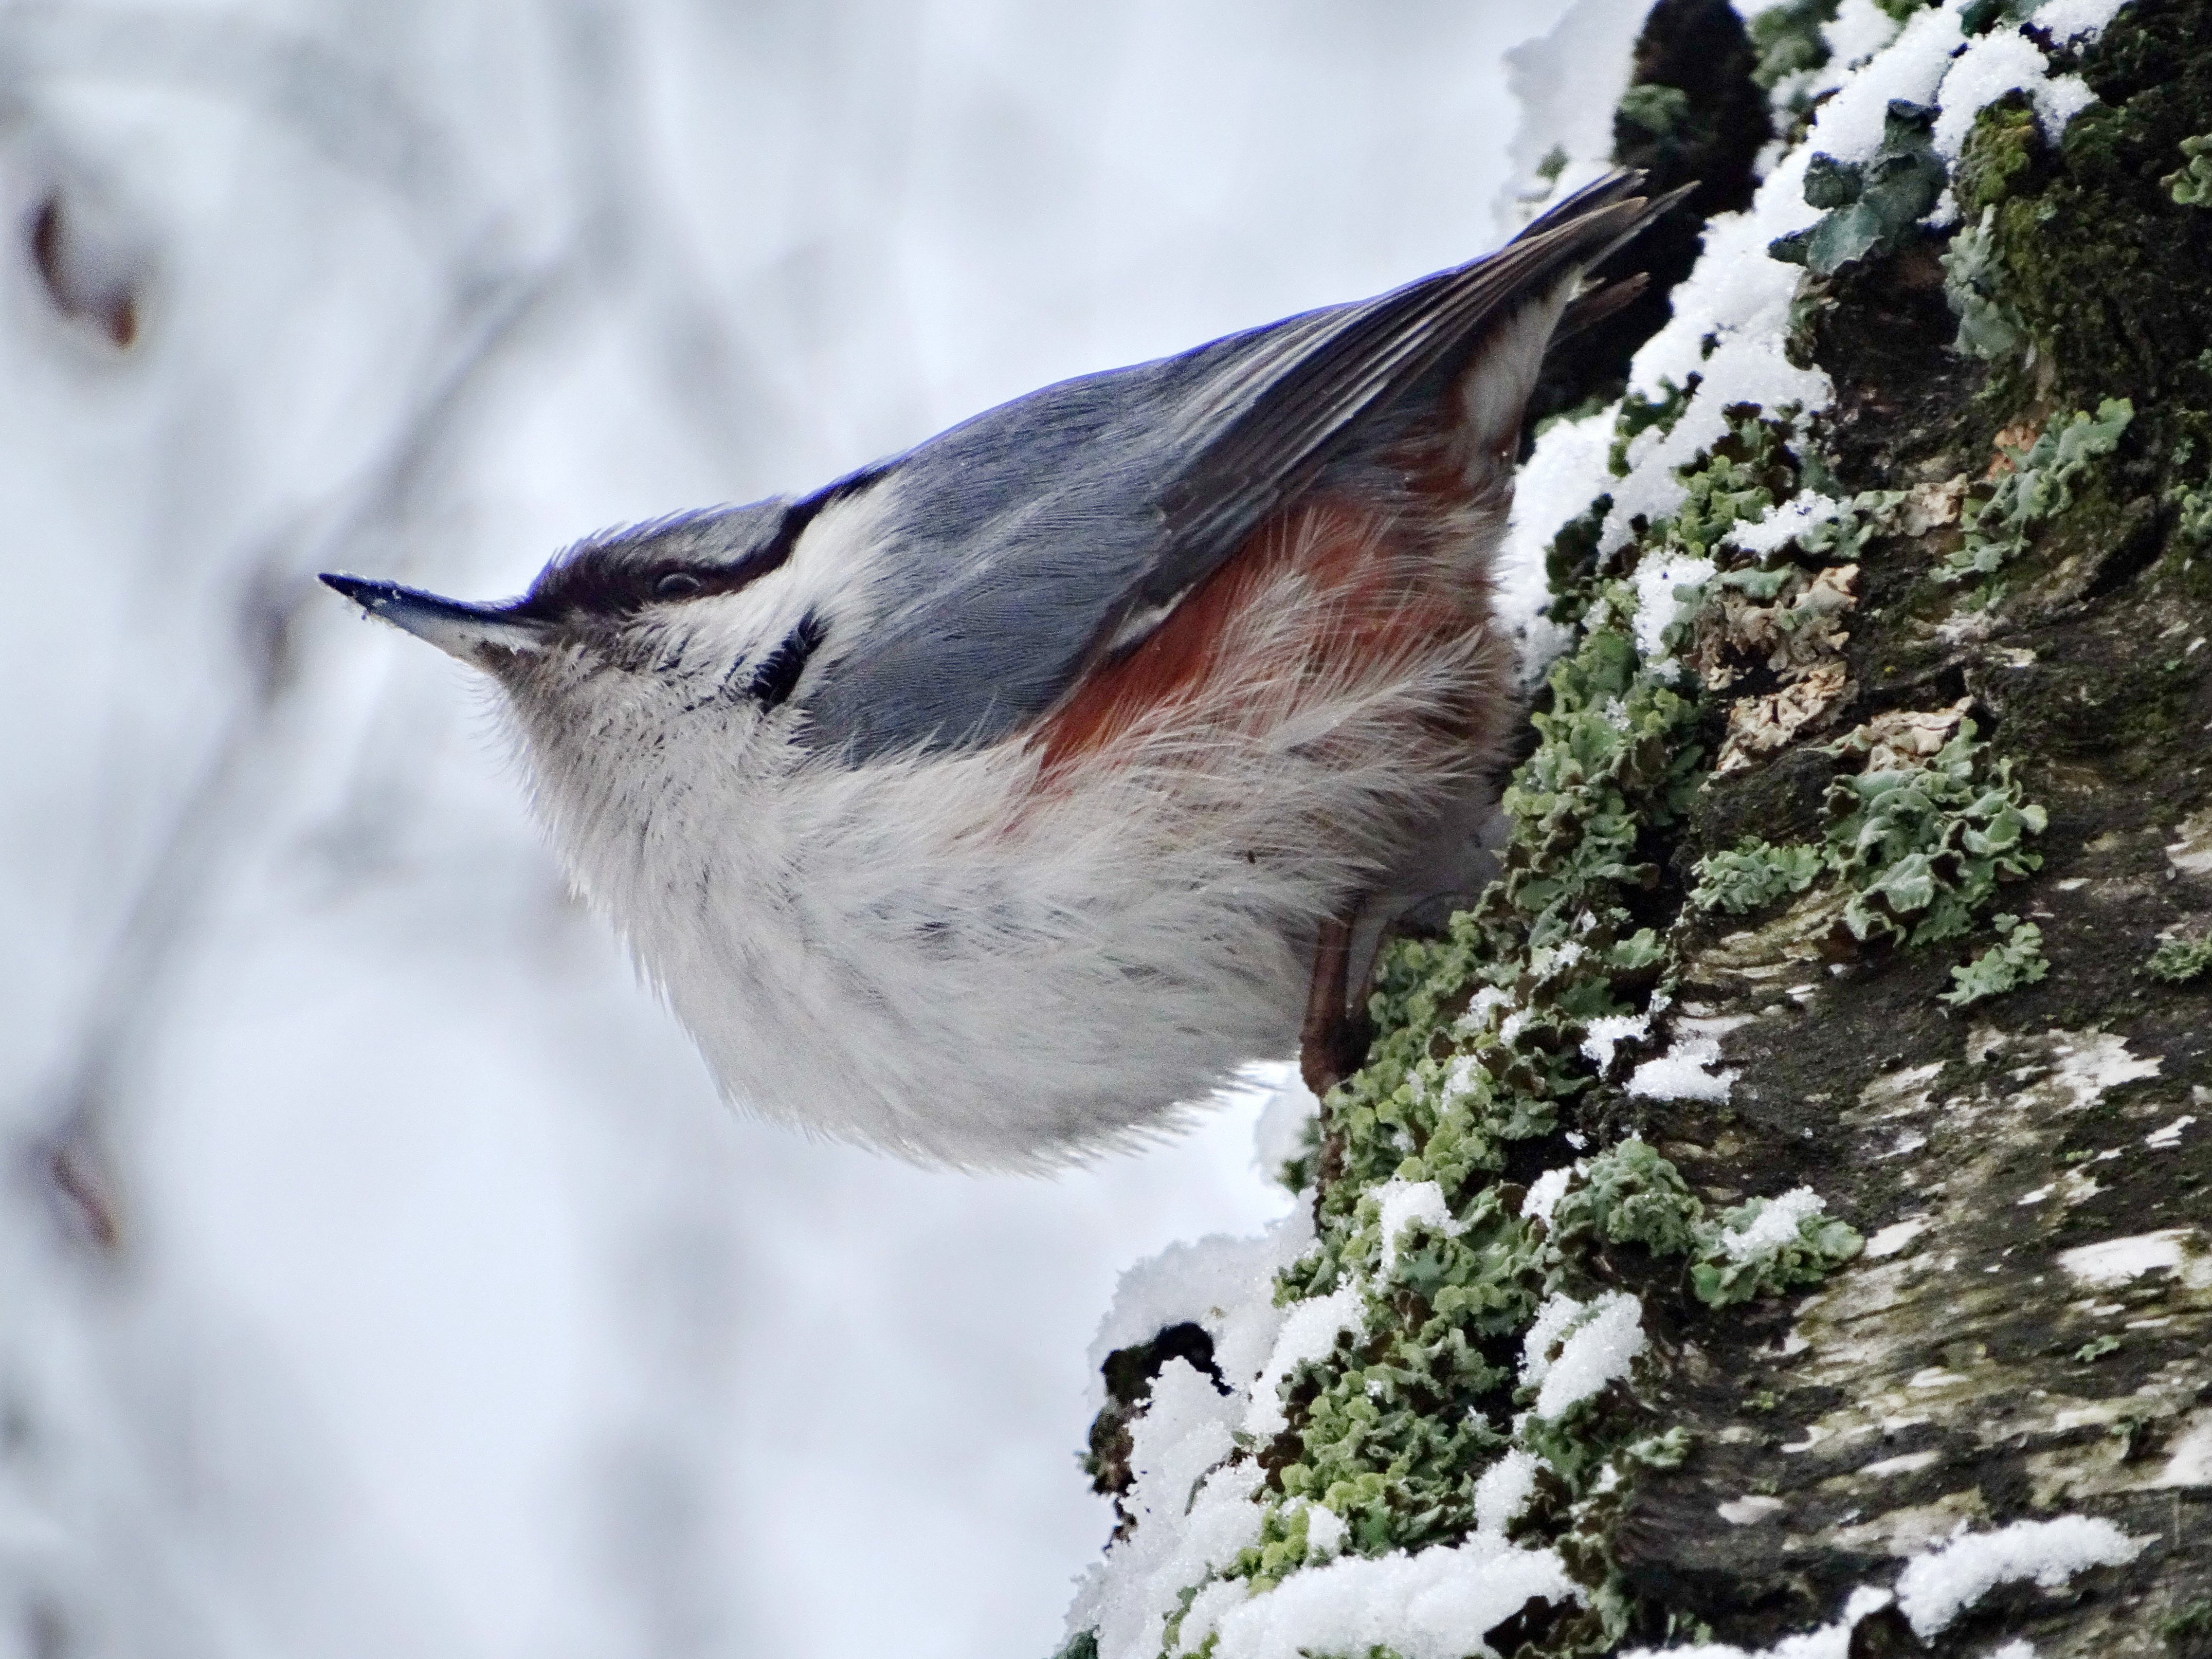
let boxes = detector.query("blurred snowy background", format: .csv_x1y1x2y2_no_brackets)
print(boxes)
0,2,1577,1655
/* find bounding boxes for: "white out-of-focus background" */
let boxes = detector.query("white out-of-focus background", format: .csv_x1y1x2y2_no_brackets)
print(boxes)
0,4,1573,1655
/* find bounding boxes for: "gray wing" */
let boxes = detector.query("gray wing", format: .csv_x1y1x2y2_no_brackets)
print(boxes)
800,170,1677,763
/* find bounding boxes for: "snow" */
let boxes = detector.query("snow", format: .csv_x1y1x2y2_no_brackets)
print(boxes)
1717,1187,1828,1260
1374,1179,1462,1274
1243,1285,1367,1438
1864,1217,1932,1259
2154,1411,2212,1489
2032,0,2134,44
2016,1029,2162,1112
1632,554,1719,662
1629,1037,1740,1103
1812,4,1967,161
1472,1448,1542,1537
1579,1012,1650,1073
1500,401,1616,677
1932,32,2096,159
1124,1360,1242,1533
1822,0,1906,72
1523,1166,1577,1226
1894,1516,2147,1638
1197,1532,1583,1659
1728,492,1841,556
1494,0,1651,237
1088,1206,1317,1415
1620,1586,1895,1659
2057,1228,2212,1290
2144,1114,2195,1149
1304,1502,1348,1558
1071,1456,1269,1659
1523,1291,1646,1420
2167,807,2212,875
1251,1066,1322,1181
1622,1511,2141,1657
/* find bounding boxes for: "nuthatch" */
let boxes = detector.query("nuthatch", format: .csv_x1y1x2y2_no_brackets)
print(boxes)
324,171,1681,1169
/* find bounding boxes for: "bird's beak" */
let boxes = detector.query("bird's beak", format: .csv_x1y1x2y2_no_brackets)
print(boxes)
319,573,547,666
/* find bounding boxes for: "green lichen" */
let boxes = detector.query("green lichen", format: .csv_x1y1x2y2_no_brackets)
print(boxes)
1938,914,2049,1007
1746,0,1834,92
1960,0,2041,33
1955,93,2043,215
1551,1139,1705,1258
1689,1193,1865,1308
2176,485,2212,546
1550,1138,1864,1308
1964,1,2212,411
1934,400,2134,583
1097,390,1885,1659
1202,409,1869,1658
2164,132,2212,205
1617,83,1693,144
1546,1140,1865,1309
2144,933,2212,984
1826,720,2048,947
2075,1333,2123,1363
2163,1598,2212,1648
1941,205,2029,362
1768,101,1944,275
1609,377,1699,476
1689,839,1826,915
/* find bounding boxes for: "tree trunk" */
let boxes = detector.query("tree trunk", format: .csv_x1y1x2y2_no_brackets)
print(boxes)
1064,4,2212,1656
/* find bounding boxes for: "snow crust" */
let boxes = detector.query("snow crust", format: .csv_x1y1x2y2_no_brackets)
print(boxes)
2031,0,2133,42
1523,1165,1577,1226
1621,1586,1894,1659
1728,493,1840,556
1931,31,2094,157
1717,1187,1827,1260
1523,1291,1647,1419
1199,1533,1582,1659
2144,1113,2195,1149
1374,1179,1462,1274
1629,1037,1739,1103
2056,1227,2212,1290
1579,1012,1650,1072
1894,1517,2147,1638
1632,553,1719,664
1243,1286,1364,1439
1621,1513,2140,1654
1088,1206,1319,1415
1500,402,1615,678
1471,1448,1542,1537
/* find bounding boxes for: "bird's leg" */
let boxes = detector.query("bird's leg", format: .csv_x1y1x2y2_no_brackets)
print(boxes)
1300,915,1375,1096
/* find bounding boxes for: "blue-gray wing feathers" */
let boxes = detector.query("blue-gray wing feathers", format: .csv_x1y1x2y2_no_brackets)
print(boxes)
799,170,1675,762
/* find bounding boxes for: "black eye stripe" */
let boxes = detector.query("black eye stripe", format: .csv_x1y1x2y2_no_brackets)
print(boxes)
748,613,827,710
515,465,887,623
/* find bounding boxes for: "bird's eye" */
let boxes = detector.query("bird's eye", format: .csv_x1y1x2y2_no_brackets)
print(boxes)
655,572,703,599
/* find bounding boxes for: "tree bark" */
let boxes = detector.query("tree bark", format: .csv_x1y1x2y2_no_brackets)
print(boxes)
1070,4,2212,1656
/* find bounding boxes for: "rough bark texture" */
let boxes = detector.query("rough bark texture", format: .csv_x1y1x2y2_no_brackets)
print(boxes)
1613,1,2212,1647
1072,4,2212,1656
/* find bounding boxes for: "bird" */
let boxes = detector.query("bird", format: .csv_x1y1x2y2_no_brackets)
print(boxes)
323,170,1682,1170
